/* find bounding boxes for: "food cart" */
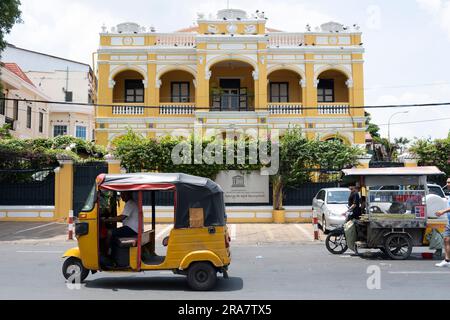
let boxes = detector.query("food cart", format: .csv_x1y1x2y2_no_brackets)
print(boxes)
325,166,447,260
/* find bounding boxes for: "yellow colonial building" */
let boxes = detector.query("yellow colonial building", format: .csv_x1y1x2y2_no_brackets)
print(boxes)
95,8,366,147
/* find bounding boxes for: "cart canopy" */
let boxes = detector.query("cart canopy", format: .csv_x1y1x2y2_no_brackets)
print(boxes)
342,166,444,187
97,173,226,228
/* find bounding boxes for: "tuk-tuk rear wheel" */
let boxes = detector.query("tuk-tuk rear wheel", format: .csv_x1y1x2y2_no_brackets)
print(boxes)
383,234,412,260
62,257,90,282
187,262,217,291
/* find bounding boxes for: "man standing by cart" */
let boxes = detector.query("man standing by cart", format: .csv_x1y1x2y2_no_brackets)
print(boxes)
435,177,450,267
344,184,362,221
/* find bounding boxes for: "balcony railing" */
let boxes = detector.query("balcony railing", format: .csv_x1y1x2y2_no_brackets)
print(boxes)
155,33,196,47
159,103,195,115
268,33,305,47
318,103,350,115
112,104,145,115
268,103,302,115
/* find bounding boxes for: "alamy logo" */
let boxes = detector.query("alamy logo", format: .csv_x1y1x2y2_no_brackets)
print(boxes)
366,265,381,290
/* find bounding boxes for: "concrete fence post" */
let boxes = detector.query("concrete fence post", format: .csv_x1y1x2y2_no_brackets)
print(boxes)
106,154,122,174
54,158,74,222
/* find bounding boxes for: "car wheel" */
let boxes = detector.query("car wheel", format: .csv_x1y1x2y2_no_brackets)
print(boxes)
62,257,89,282
322,215,329,234
187,262,217,291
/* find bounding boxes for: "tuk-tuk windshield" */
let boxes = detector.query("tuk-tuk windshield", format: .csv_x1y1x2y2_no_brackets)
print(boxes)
81,184,96,212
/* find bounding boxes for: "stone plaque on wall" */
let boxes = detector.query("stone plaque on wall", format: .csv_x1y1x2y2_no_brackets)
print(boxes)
215,170,269,203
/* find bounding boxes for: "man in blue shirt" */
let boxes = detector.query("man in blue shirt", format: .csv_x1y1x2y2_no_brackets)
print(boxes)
435,178,450,267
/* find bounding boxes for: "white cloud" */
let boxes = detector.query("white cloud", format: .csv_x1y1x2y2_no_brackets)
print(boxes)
6,0,118,64
417,0,450,40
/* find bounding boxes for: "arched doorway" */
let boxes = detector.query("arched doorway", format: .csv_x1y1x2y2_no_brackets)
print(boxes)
209,60,255,111
112,70,145,103
317,69,349,103
267,69,303,103
159,70,196,103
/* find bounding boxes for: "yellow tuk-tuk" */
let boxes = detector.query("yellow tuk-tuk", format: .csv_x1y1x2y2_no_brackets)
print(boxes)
62,173,231,291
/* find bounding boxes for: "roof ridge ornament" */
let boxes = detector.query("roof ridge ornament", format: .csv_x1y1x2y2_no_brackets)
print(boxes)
320,21,344,32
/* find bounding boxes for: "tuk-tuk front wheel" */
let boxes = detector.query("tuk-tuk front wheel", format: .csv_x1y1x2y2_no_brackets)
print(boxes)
62,257,90,282
187,262,217,291
384,234,412,260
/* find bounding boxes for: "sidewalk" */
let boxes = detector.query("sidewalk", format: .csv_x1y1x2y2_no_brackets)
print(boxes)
0,222,324,245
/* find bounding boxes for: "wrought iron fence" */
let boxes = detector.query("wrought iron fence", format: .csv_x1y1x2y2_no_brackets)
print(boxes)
0,169,55,205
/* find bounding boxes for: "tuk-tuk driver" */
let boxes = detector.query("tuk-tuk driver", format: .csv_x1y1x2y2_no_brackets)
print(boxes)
103,191,139,241
435,177,450,268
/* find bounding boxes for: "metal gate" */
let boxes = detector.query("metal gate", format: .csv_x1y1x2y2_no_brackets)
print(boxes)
73,162,108,216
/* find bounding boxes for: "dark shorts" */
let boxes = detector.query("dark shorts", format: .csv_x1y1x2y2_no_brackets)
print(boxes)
112,226,137,239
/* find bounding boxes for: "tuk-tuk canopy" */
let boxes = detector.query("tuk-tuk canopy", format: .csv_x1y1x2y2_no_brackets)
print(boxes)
342,166,444,187
97,173,226,228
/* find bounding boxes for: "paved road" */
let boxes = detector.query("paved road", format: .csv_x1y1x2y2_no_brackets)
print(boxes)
0,222,449,299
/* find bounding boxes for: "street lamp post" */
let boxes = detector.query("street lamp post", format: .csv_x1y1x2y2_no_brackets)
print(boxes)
387,111,409,161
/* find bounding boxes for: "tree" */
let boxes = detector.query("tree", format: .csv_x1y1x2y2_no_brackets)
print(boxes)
0,0,22,53
271,127,364,210
410,131,450,179
365,111,380,138
0,0,22,93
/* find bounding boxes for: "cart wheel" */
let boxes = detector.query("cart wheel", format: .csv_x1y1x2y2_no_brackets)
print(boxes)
325,231,348,254
383,234,412,260
187,262,217,291
62,257,89,282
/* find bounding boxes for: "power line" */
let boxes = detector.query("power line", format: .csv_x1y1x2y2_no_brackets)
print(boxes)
376,117,450,126
1,96,450,111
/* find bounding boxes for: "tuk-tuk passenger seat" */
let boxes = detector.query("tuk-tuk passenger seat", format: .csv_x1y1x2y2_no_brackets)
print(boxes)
116,230,152,248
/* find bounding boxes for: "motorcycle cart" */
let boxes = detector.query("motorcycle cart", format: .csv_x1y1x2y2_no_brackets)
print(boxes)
325,166,446,260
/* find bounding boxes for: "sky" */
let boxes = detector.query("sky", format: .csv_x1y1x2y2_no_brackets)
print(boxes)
4,0,450,141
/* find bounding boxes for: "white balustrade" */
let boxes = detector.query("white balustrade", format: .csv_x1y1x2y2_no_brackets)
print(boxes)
155,34,196,47
318,103,349,115
112,105,145,115
268,33,305,47
268,103,302,115
159,103,195,115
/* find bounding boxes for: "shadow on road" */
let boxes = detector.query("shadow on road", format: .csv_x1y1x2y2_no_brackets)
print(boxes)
84,276,244,292
342,250,443,262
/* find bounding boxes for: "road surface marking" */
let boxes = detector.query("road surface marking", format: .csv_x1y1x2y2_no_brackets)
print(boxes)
16,250,63,253
388,271,450,274
155,225,172,240
13,222,58,234
293,224,314,241
230,224,237,241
